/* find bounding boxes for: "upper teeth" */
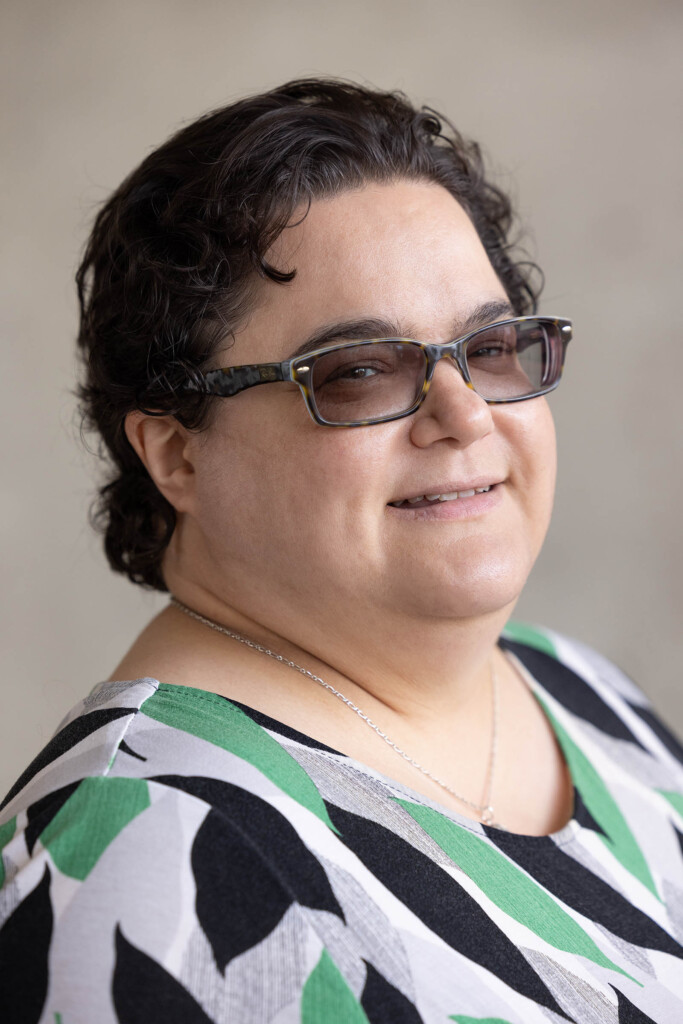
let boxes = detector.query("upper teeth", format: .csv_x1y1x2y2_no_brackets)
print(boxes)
396,486,491,507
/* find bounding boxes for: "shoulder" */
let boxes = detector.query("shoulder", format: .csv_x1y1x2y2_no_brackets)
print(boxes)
0,680,326,1022
1,680,338,913
0,678,324,846
501,620,651,705
0,680,290,937
1,678,161,824
501,620,683,765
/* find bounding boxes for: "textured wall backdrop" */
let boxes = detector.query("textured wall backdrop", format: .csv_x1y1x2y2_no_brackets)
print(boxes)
1,0,682,791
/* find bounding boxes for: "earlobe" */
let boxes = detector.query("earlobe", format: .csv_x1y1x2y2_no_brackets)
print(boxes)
124,411,196,512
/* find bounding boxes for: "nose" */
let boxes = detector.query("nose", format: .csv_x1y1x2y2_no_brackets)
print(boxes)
408,356,494,448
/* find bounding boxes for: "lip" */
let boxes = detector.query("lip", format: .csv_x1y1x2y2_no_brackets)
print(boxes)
386,482,504,520
387,478,505,505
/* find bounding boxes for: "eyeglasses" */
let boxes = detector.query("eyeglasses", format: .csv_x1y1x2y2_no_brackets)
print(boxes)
190,315,572,427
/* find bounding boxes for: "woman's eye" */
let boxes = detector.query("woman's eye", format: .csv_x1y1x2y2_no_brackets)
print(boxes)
344,366,378,378
469,344,510,359
327,364,382,382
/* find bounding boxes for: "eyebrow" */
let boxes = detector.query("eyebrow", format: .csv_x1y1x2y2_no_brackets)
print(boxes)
286,298,516,359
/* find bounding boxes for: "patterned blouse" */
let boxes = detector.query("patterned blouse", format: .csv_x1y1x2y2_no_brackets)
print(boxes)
1,623,683,1023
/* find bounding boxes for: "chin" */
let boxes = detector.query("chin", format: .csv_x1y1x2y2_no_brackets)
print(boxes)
412,586,524,622
396,549,536,621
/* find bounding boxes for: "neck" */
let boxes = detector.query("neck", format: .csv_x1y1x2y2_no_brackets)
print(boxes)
164,570,514,731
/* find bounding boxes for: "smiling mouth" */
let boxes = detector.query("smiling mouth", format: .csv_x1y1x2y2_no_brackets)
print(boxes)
388,485,493,509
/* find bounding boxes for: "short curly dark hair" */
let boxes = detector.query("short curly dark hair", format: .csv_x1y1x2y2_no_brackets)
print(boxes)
77,77,542,592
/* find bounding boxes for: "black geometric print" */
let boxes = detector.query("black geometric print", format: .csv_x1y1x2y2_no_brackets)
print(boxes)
611,984,658,1023
118,739,148,761
156,774,345,923
675,827,683,862
0,863,52,1024
0,706,134,810
113,925,213,1023
24,781,80,855
191,807,297,972
360,960,424,1022
227,697,344,755
488,830,683,958
629,703,683,766
571,786,609,836
500,640,648,747
328,805,572,1020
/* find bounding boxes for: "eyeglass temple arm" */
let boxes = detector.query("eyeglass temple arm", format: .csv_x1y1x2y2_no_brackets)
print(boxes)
189,363,287,397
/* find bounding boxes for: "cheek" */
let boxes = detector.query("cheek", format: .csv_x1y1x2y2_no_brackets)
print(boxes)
504,400,557,531
531,401,557,490
190,405,388,545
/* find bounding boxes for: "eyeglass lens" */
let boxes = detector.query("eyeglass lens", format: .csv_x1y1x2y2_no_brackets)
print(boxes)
309,320,561,423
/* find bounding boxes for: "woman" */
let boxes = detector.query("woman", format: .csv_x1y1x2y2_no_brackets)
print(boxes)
1,79,682,1023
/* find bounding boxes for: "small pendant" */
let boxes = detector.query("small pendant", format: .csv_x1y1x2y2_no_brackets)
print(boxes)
480,806,496,826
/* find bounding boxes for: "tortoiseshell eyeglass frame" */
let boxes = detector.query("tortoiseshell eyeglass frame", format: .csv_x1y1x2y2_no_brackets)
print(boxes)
188,315,572,427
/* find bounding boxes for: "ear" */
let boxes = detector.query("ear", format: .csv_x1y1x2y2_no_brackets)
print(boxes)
124,411,196,513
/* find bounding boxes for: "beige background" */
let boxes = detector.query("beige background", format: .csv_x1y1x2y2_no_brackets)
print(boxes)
1,0,682,794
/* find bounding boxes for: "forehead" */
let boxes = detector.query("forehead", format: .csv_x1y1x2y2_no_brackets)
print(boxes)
225,180,507,363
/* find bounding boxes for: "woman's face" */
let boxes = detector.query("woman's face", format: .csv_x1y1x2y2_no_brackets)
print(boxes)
179,181,557,629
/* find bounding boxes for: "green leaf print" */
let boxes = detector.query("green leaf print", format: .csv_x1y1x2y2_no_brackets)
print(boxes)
0,816,16,888
40,777,150,880
142,687,339,834
398,800,637,983
301,948,370,1024
449,1017,514,1023
537,696,660,901
658,790,683,818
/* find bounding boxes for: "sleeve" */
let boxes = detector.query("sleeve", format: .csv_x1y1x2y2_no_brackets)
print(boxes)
0,776,370,1024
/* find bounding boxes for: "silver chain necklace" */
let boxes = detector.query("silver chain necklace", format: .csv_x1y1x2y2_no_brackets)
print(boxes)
170,596,499,825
